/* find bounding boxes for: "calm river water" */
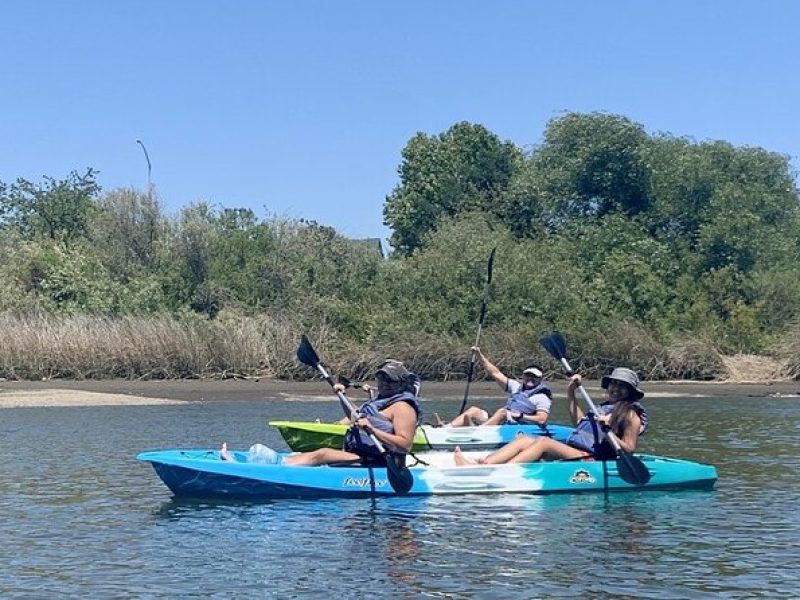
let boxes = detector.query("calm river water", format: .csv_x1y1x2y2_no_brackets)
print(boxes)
1,390,799,598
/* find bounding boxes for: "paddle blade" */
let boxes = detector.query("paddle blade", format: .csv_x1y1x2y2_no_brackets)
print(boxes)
296,334,320,368
385,453,414,494
616,452,651,486
539,331,567,361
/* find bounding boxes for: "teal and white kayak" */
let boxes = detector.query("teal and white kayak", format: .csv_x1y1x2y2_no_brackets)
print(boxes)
138,448,718,500
269,420,574,452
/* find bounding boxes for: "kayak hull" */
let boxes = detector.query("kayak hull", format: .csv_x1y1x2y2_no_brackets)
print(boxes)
268,421,574,452
138,449,718,500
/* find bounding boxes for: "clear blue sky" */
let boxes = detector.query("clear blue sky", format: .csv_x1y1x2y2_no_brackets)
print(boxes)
1,1,798,243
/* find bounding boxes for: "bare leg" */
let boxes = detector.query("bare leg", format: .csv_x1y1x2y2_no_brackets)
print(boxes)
449,407,489,427
508,438,587,464
220,442,234,462
282,447,362,466
481,408,507,426
478,435,539,465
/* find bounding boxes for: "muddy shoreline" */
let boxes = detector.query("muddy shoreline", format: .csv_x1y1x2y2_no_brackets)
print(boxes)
1,377,798,407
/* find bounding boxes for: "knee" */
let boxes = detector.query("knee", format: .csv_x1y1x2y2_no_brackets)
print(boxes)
517,436,538,450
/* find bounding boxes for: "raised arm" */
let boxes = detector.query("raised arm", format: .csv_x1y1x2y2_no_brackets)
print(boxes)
473,346,509,391
567,374,586,425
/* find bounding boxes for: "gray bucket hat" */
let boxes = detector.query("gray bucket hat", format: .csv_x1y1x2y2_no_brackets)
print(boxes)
601,367,644,400
376,359,411,382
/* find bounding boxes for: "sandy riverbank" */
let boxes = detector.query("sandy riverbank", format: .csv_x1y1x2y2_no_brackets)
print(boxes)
1,378,798,408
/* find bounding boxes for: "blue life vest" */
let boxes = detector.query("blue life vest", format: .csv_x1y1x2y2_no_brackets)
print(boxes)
566,401,648,459
505,383,552,415
344,391,422,463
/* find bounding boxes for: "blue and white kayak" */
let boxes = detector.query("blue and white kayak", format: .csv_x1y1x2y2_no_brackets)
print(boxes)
138,449,718,500
269,420,575,452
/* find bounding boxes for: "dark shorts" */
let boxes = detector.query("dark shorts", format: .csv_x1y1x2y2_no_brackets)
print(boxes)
344,443,387,467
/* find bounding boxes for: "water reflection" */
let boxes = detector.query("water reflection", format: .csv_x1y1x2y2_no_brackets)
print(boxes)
341,507,421,587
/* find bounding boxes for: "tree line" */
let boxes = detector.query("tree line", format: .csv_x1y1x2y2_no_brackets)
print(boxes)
1,112,799,380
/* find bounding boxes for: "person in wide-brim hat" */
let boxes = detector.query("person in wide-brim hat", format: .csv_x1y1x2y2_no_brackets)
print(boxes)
601,367,645,400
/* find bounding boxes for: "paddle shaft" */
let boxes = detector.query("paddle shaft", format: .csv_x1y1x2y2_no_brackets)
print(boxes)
459,323,484,413
459,248,495,415
314,362,391,454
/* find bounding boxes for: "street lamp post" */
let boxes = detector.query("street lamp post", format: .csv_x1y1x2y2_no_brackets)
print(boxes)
136,139,152,188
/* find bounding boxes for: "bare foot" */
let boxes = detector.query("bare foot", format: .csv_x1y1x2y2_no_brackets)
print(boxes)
454,446,477,466
433,412,445,428
220,442,234,462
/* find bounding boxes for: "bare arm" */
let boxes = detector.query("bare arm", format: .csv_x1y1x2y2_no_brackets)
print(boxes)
511,394,550,425
515,410,548,425
567,374,586,425
356,403,418,453
615,410,641,453
473,346,509,391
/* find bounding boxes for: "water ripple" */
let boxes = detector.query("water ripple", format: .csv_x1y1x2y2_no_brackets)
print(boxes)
0,397,798,597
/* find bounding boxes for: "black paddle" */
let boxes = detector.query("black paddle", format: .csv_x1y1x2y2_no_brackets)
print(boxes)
538,331,651,485
458,247,496,415
337,375,371,391
296,334,414,494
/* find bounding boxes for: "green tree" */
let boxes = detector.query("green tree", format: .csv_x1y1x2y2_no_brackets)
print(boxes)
532,112,652,225
384,122,521,255
647,139,798,260
90,188,167,280
0,169,101,244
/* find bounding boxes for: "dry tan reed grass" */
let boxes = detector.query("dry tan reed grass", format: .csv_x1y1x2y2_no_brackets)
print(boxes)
0,312,311,380
663,337,727,380
567,323,667,379
0,312,785,382
719,354,783,382
774,325,800,380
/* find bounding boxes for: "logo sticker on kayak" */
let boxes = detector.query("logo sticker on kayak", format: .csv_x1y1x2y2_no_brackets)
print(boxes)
343,477,388,488
570,469,597,485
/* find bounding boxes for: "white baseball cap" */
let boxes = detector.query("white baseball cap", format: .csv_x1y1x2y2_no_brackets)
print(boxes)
522,366,543,378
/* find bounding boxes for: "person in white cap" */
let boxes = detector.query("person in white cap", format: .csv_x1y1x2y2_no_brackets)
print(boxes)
453,366,648,465
446,346,552,427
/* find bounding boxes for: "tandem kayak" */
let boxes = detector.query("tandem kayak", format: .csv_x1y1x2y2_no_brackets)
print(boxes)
268,420,575,452
138,449,717,500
